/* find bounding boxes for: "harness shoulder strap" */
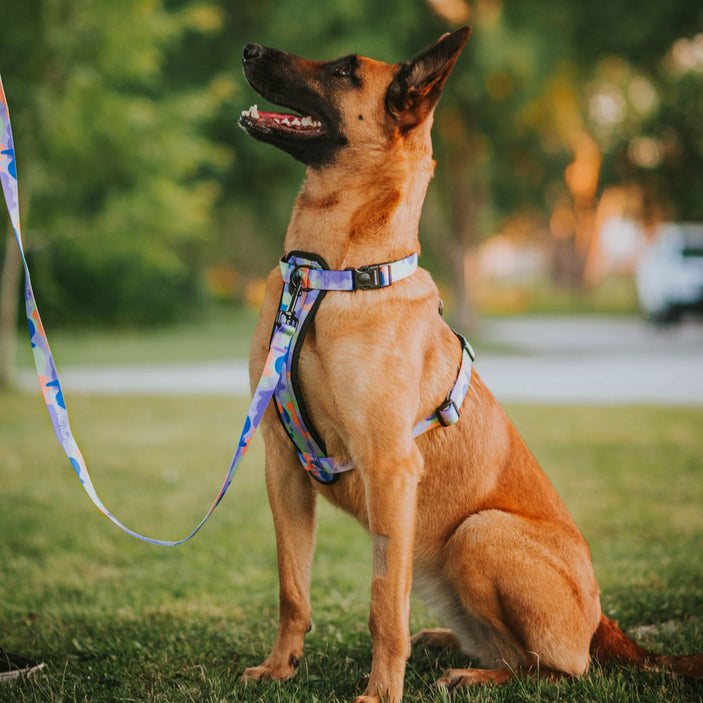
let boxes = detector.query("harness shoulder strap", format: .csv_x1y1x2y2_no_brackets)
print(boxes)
411,333,475,437
273,252,340,484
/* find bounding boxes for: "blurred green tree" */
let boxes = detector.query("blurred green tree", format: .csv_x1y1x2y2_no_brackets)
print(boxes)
422,0,703,317
0,0,229,333
2,0,702,362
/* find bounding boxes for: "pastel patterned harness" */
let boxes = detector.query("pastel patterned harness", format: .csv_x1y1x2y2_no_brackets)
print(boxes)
274,251,475,484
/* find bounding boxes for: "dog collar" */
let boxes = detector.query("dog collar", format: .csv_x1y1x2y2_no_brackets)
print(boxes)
279,252,418,292
272,251,474,485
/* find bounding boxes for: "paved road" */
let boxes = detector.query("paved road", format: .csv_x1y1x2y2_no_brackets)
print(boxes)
17,316,703,405
476,316,703,405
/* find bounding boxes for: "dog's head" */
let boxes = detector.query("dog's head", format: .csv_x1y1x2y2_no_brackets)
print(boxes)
239,28,470,167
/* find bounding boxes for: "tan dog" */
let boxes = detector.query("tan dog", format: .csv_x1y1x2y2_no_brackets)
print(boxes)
238,28,702,702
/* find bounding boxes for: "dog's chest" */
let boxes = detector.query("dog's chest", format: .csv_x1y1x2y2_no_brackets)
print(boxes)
293,315,356,460
290,293,399,464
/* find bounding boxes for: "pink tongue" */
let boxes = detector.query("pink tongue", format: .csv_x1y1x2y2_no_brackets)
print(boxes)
260,110,300,120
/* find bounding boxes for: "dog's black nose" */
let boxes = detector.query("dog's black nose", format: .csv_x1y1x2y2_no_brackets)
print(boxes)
242,44,263,63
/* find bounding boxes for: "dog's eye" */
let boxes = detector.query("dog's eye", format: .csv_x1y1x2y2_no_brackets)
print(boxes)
327,57,357,79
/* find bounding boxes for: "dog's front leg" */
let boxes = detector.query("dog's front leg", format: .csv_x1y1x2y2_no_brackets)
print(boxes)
242,426,317,684
356,446,422,703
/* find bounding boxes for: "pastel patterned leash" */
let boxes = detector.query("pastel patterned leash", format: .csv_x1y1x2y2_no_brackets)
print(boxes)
0,74,292,546
0,77,422,545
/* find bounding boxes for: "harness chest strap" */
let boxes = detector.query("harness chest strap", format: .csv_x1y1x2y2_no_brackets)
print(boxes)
273,251,475,485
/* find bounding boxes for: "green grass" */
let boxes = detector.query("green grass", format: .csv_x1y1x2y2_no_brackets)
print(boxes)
1,395,701,702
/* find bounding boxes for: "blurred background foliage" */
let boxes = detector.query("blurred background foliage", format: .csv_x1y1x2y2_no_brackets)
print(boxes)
1,0,702,330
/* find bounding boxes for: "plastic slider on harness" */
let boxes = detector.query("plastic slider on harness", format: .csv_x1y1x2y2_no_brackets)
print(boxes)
434,334,474,427
436,399,460,427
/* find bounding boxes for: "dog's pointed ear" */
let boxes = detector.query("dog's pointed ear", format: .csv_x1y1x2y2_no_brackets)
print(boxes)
386,26,470,131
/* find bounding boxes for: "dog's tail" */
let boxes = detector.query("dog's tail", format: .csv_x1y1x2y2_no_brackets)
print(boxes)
589,612,703,679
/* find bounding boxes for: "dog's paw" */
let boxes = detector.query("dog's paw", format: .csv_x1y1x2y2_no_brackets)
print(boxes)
241,661,297,684
436,668,467,691
354,684,402,703
241,649,303,684
435,667,513,690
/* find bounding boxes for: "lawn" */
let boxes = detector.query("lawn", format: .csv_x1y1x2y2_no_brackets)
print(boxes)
1,393,701,702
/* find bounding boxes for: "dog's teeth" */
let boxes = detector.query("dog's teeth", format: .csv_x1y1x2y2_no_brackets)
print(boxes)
240,104,321,129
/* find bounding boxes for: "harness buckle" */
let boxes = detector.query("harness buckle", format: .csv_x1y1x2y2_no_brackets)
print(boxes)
351,264,382,290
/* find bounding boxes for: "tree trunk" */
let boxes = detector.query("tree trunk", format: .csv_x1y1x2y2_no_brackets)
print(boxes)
0,225,22,389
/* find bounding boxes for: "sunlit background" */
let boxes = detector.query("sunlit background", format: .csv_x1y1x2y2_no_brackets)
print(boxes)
1,0,702,379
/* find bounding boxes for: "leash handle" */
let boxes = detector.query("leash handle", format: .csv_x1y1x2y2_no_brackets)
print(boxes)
1,74,282,546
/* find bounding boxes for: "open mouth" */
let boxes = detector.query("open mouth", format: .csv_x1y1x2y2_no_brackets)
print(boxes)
239,104,325,140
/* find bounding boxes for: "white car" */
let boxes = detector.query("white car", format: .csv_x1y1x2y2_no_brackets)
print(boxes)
636,223,703,323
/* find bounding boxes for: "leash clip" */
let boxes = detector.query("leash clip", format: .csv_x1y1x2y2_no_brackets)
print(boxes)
277,266,304,329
